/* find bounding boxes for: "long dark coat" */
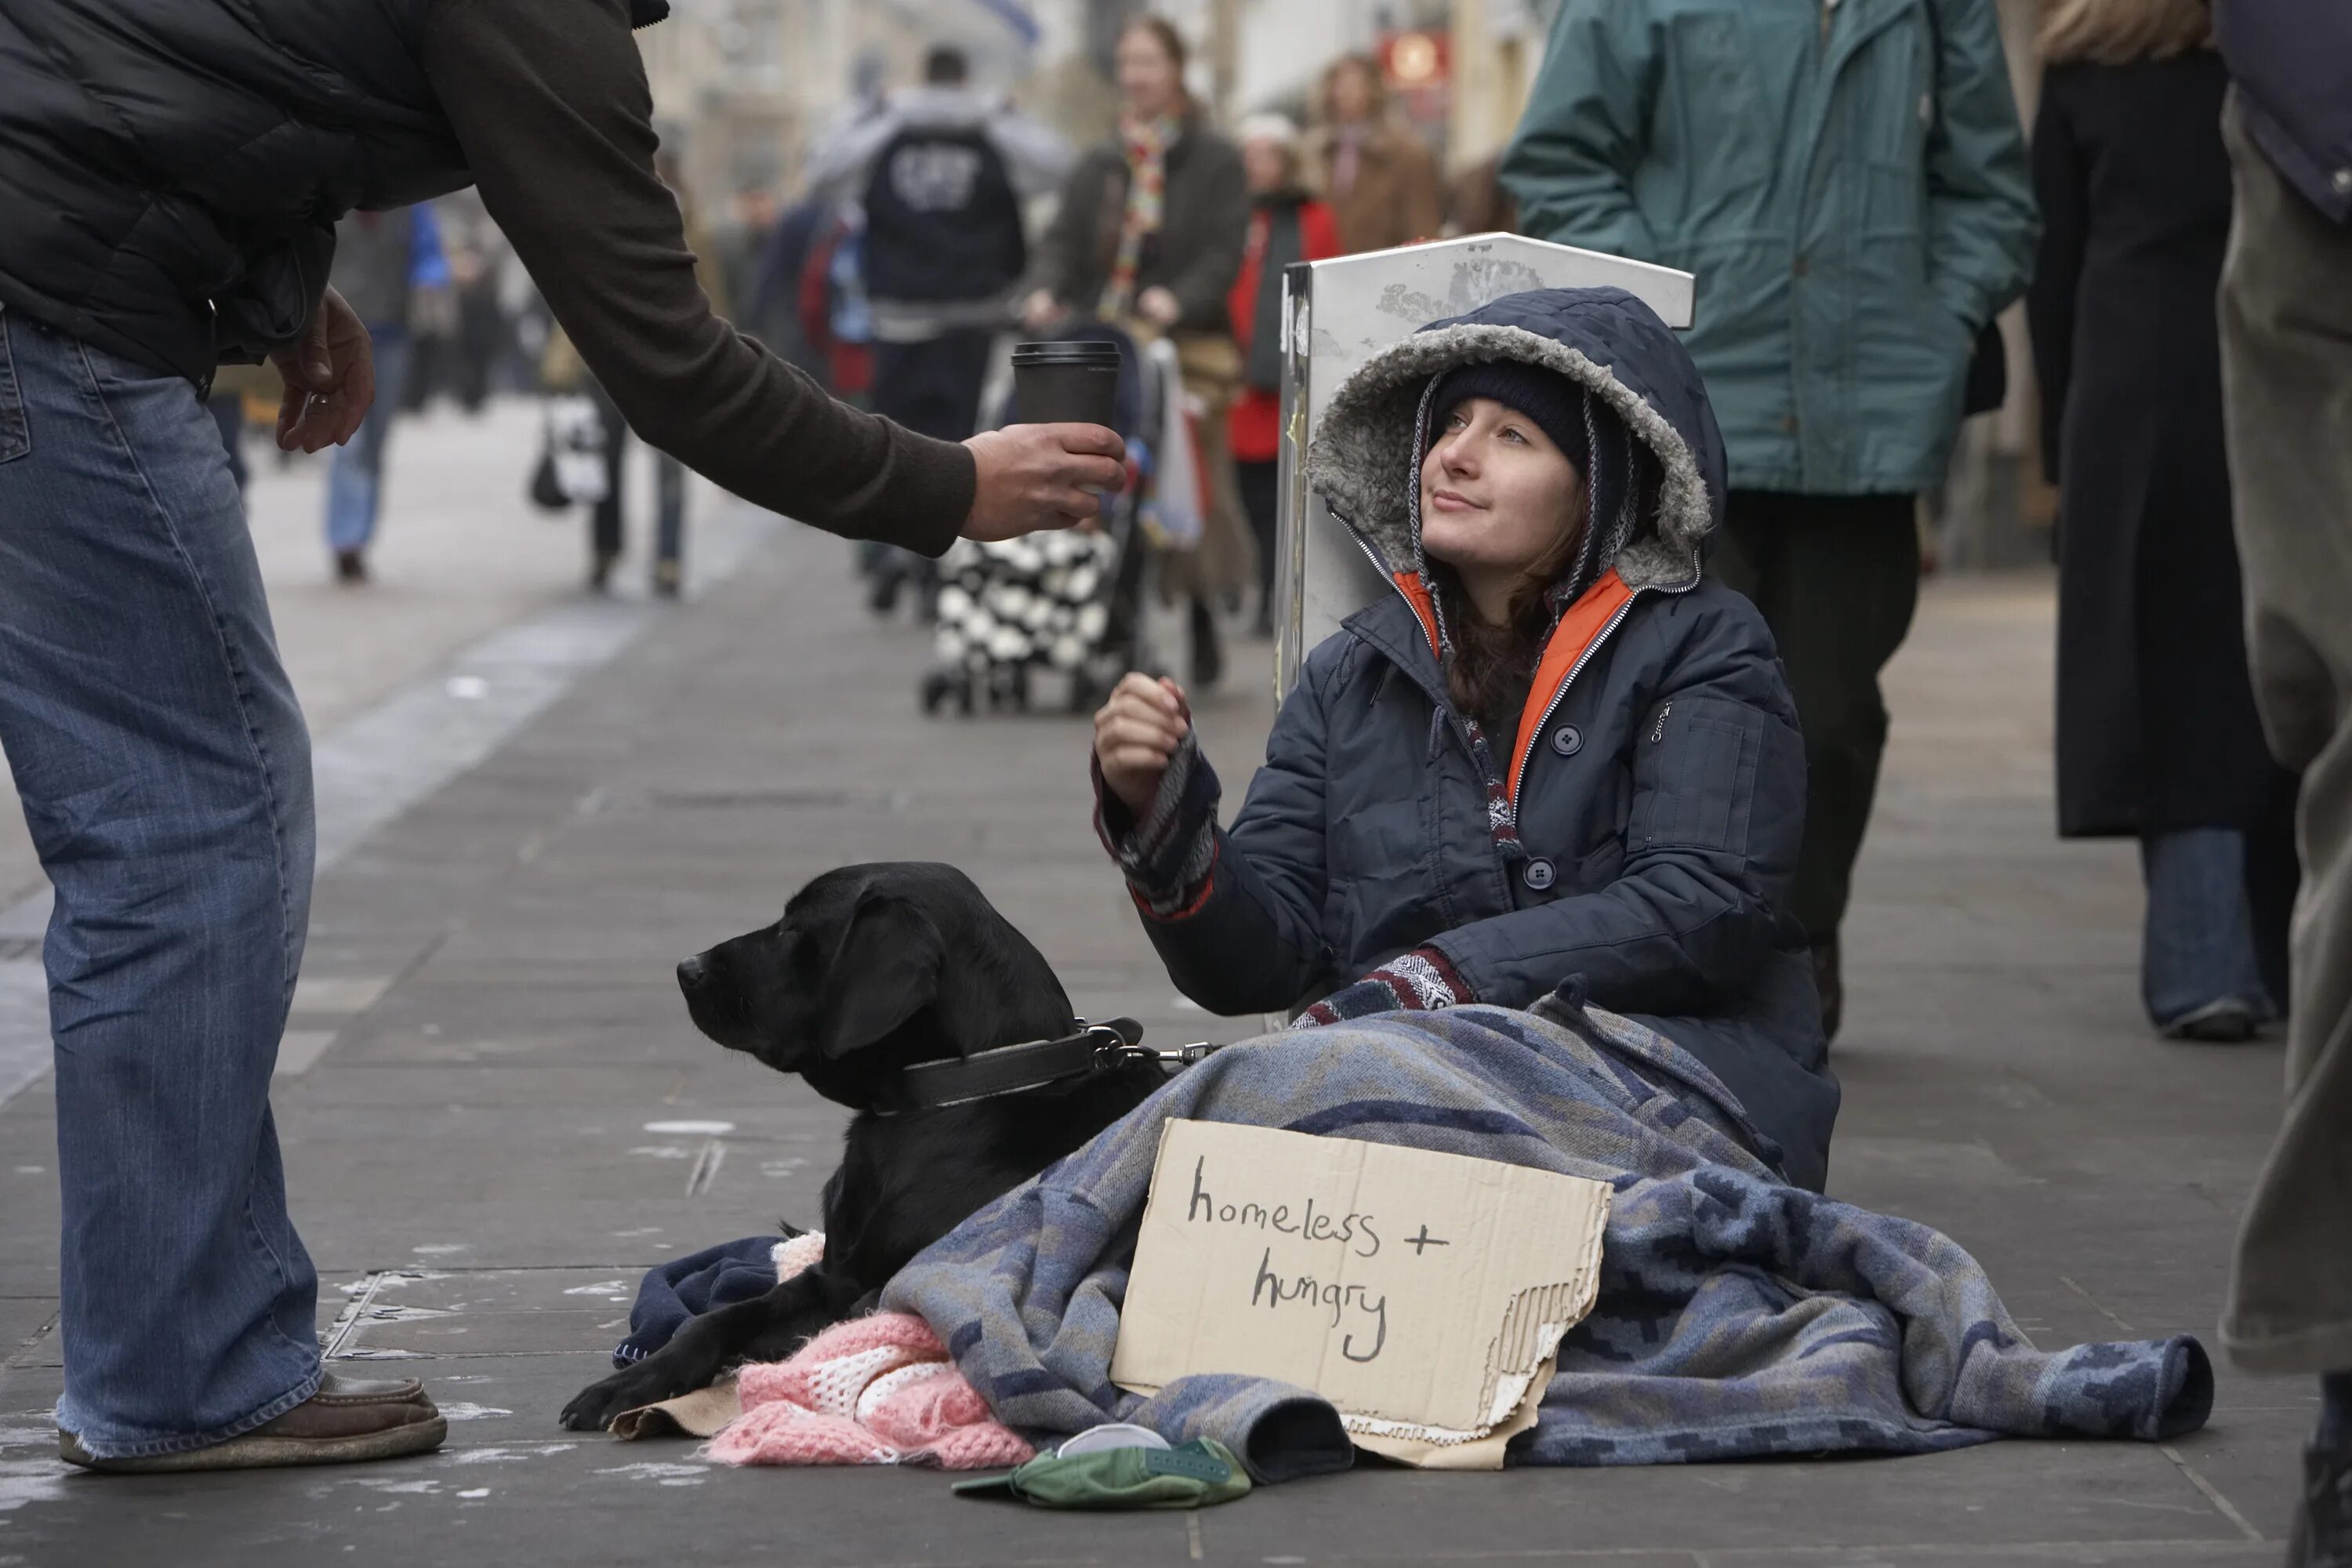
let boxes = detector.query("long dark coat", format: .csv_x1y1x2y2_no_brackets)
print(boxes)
2028,54,2281,838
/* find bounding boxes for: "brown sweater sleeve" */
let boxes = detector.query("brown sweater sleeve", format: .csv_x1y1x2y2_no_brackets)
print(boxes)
419,0,973,554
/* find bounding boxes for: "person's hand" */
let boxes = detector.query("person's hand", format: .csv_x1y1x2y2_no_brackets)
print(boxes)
267,287,375,454
962,424,1128,541
1022,289,1065,330
1094,673,1189,818
1137,286,1182,329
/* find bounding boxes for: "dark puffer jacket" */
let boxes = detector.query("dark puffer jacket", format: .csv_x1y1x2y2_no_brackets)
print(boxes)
1101,287,1838,1189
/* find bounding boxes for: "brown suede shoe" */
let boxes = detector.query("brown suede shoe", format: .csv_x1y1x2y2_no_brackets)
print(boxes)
58,1373,446,1473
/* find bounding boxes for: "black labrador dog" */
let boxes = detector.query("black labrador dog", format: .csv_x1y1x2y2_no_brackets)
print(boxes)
560,862,1166,1431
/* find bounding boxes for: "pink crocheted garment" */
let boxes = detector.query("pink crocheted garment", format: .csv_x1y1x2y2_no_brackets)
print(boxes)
703,1233,1033,1471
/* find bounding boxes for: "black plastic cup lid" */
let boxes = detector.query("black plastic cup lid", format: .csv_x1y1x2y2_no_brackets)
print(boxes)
1012,340,1122,368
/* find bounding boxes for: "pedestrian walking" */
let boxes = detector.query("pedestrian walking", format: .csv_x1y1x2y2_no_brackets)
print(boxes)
808,42,1073,617
323,204,447,583
2025,0,2296,1044
1499,0,2037,1040
0,0,1123,1476
1307,53,1445,256
1025,15,1250,687
1225,113,1339,636
2209,2,2352,1560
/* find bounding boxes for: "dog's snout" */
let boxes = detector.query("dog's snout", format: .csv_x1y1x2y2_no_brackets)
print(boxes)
676,953,707,990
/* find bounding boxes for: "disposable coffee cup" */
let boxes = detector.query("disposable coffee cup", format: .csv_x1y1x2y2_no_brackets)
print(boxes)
1011,340,1122,429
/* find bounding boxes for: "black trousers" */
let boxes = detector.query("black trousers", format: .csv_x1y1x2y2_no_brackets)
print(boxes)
1236,457,1279,614
1710,492,1920,945
871,328,994,444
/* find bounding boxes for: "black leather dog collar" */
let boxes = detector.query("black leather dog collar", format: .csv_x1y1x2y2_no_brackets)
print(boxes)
883,1018,1207,1114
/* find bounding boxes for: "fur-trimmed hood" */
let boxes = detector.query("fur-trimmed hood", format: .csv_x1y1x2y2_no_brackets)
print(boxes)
1305,287,1726,595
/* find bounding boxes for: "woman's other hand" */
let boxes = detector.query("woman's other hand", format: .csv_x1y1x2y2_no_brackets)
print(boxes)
1137,285,1182,329
1094,673,1190,817
1022,289,1065,330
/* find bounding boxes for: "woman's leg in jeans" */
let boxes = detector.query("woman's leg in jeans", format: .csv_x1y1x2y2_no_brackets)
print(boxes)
589,386,626,589
2140,828,2274,1033
0,312,320,1457
653,452,685,596
323,328,412,562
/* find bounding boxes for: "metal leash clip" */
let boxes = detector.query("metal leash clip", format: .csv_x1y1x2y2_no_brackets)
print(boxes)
1078,1018,1218,1073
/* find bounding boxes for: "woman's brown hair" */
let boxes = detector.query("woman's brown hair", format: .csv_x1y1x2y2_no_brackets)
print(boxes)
1429,477,1590,742
1119,15,1196,114
2040,0,2210,65
1317,53,1388,125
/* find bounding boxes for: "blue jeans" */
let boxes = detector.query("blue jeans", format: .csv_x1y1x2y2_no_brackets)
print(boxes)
325,326,412,554
0,307,321,1457
2142,827,2275,1029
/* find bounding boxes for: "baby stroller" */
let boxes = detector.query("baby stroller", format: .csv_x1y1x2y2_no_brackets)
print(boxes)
920,321,1161,717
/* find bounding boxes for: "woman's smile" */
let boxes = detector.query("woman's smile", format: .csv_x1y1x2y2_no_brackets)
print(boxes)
1428,486,1483,514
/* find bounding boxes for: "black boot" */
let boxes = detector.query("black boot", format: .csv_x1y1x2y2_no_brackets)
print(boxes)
1811,936,1843,1046
1189,597,1223,688
2294,1374,2352,1568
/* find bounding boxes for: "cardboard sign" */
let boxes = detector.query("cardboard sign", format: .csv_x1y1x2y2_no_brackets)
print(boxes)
1110,1120,1611,1468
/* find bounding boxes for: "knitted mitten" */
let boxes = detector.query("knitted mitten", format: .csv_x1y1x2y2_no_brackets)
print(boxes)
1092,728,1221,920
1290,946,1472,1029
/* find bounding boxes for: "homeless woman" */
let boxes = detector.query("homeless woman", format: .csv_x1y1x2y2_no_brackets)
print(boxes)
1090,287,1840,1189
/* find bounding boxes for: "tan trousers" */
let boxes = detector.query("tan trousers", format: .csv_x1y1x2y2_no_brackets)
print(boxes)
2219,93,2352,1376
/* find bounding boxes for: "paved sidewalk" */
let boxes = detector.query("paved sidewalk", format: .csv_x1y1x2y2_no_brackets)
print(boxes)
0,514,2306,1566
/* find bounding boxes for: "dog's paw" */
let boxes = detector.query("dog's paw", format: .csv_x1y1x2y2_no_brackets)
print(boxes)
560,1365,683,1432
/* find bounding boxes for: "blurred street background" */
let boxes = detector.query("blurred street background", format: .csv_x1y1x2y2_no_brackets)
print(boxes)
0,0,2325,1563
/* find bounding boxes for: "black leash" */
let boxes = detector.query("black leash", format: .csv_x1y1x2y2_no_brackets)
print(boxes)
887,1018,1217,1114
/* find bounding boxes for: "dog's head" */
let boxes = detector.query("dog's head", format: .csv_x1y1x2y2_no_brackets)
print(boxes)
676,862,1076,1109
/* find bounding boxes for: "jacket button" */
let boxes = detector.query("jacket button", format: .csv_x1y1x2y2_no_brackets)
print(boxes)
1523,858,1556,892
1791,254,1810,277
1550,724,1583,757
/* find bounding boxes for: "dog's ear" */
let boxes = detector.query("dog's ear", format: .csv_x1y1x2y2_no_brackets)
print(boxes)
814,893,943,1059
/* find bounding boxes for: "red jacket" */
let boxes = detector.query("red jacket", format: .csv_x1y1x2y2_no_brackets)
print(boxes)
1226,197,1340,463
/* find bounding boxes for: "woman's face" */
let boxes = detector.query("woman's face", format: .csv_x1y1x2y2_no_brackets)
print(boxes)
1328,62,1377,124
1242,137,1292,194
1116,28,1181,121
1419,397,1585,596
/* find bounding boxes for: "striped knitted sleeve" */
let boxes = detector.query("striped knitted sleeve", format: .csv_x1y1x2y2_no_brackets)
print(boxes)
1091,730,1221,920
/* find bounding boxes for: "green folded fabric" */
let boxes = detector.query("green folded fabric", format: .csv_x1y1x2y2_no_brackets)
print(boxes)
951,1438,1251,1509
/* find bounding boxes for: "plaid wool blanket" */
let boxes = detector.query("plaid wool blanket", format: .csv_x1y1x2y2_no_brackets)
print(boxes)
881,1004,2211,1479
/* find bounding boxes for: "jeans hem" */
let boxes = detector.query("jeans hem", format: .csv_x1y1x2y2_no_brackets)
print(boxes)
62,1363,323,1461
2221,1316,2352,1377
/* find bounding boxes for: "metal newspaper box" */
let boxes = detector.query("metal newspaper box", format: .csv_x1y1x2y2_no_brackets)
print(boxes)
1269,235,1696,695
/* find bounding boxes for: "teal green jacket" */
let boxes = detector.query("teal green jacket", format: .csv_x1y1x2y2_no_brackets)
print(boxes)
1501,0,2036,495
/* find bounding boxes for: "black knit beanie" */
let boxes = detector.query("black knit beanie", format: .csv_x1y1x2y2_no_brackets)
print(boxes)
1429,360,1590,478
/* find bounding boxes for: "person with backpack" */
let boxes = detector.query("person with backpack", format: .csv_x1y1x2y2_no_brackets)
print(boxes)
809,44,1073,614
0,0,1124,1475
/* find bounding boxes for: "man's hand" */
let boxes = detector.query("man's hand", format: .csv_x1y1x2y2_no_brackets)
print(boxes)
1093,673,1189,818
268,287,376,454
962,424,1127,542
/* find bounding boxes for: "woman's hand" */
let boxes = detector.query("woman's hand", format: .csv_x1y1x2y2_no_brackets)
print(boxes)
268,287,375,453
1094,673,1190,818
1137,285,1182,329
1022,289,1065,330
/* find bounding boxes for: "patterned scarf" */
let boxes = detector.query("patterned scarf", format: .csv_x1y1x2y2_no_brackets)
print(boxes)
1100,115,1179,318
